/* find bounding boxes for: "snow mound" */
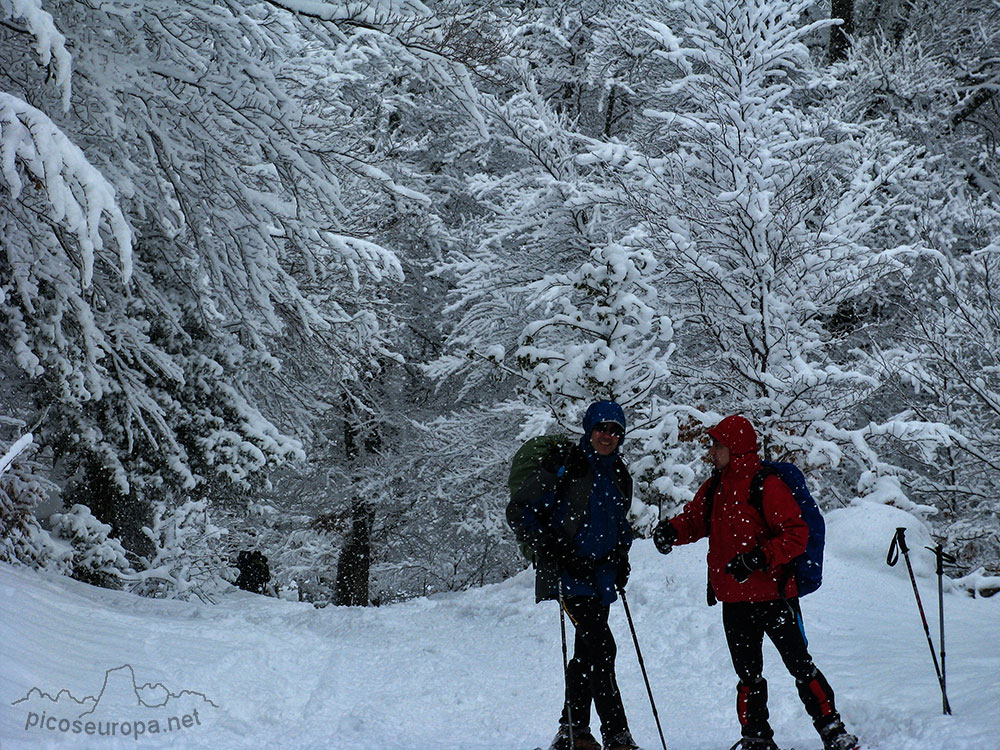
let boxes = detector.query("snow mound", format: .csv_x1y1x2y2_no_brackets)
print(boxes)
825,501,936,577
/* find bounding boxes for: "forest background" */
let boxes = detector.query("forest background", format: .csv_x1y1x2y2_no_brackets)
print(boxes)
2,0,999,606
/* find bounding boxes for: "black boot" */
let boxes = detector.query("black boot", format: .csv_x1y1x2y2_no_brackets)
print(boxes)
602,728,639,750
549,724,602,750
816,717,859,750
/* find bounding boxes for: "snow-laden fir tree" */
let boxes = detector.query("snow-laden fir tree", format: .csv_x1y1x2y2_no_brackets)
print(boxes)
431,31,679,532
49,504,133,589
0,432,68,572
575,0,963,510
1,0,471,584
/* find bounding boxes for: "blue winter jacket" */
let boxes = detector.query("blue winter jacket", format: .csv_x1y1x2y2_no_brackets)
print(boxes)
507,401,634,605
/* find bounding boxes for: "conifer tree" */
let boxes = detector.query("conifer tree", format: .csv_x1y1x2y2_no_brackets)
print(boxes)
578,0,961,509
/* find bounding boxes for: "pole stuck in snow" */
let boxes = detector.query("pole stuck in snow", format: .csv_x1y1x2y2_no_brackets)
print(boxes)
932,542,956,715
558,581,575,749
618,586,668,750
886,527,953,715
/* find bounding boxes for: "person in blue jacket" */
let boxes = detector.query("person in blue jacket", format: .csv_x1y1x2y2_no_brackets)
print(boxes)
507,400,638,750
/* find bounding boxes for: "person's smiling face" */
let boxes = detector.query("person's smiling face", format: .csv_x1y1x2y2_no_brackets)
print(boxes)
590,421,623,456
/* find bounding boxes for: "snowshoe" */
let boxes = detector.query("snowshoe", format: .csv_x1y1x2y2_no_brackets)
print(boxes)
818,718,860,750
727,739,780,750
603,729,640,750
548,725,602,750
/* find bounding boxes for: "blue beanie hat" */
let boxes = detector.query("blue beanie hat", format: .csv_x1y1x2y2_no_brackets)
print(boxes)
582,400,626,437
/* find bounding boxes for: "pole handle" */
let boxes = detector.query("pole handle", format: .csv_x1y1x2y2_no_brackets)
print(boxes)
887,527,909,566
927,544,957,575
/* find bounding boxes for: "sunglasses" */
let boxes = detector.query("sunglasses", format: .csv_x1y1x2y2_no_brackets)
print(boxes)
593,422,624,439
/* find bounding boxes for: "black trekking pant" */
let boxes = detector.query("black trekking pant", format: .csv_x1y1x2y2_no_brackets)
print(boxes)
559,595,629,741
723,598,841,741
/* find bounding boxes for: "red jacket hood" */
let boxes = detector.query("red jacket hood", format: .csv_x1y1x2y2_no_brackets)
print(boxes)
708,415,758,456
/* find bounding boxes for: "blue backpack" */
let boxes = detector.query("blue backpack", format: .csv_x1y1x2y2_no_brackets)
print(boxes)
750,461,826,596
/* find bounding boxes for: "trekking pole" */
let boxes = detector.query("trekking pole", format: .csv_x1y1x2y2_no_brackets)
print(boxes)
618,586,668,750
931,542,956,716
886,528,952,714
558,581,575,748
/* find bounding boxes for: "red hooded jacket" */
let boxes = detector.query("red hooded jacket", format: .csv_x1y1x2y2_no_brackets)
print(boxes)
666,416,808,603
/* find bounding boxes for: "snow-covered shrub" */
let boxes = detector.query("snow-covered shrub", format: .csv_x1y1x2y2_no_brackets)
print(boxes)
0,434,69,573
259,526,340,606
128,498,229,603
49,504,133,588
953,568,1000,599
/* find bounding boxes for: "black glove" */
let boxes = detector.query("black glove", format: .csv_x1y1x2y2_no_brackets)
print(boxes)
653,521,678,555
541,441,575,476
725,548,767,583
615,556,631,590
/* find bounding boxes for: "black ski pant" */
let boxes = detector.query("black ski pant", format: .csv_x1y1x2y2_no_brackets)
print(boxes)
559,595,629,741
722,598,841,741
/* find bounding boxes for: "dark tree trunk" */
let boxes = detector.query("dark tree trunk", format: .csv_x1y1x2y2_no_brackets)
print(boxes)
828,0,854,62
334,497,374,606
333,397,378,606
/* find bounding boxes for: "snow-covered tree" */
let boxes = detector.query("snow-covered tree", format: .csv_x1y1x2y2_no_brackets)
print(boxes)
127,498,228,602
438,81,674,414
1,0,479,573
813,5,1000,571
49,503,133,588
560,0,964,513
0,432,69,572
846,1,1000,197
428,9,681,545
881,242,1000,573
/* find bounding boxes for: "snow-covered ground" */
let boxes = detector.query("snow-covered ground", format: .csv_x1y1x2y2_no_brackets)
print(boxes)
2,502,997,750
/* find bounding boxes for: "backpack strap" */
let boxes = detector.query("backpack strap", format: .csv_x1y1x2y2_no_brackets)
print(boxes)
702,472,723,531
748,465,779,525
702,472,722,606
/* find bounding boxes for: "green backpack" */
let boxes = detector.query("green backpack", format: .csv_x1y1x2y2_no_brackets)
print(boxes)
507,434,572,563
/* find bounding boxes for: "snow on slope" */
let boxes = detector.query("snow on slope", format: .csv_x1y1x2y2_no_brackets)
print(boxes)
1,502,997,750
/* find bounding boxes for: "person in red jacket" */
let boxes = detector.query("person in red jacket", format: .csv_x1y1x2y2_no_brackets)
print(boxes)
653,415,859,750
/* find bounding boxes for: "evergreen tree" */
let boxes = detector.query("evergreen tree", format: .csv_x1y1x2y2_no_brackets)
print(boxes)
1,0,465,576
49,504,133,588
0,432,68,572
569,0,964,513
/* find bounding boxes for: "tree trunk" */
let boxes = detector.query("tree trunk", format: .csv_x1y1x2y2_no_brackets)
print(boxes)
333,397,378,606
828,0,854,62
334,497,373,606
